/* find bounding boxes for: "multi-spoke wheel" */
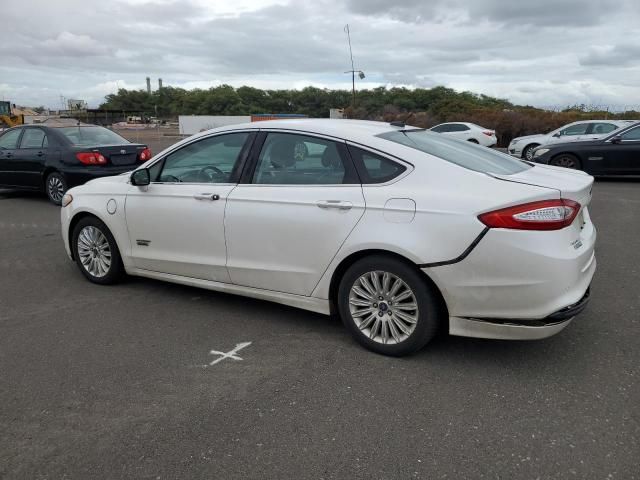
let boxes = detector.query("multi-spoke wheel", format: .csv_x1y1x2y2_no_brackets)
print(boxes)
338,255,442,356
550,154,581,170
72,217,124,284
46,172,66,205
522,144,539,161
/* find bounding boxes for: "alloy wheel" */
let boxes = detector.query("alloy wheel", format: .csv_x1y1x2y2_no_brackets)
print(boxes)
552,155,578,169
348,271,419,345
48,176,65,203
77,226,112,278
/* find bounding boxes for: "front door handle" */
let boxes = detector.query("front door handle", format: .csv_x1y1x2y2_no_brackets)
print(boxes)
316,200,353,210
193,193,220,201
37,151,45,157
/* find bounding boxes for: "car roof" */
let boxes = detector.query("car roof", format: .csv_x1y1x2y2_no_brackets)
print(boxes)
202,119,417,144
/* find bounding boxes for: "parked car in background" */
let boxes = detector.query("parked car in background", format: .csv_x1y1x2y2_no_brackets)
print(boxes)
429,122,497,147
0,124,151,204
61,119,594,357
509,120,634,161
532,121,640,175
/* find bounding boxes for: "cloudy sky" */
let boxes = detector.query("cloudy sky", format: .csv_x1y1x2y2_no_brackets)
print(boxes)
1,0,639,109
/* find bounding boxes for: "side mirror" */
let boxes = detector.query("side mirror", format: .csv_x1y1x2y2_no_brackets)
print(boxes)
131,168,150,186
552,132,561,138
610,135,622,144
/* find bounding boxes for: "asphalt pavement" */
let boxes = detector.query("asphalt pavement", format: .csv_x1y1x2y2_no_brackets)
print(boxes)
0,180,638,479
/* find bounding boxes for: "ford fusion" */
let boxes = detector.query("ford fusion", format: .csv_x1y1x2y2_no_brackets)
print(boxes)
60,119,595,356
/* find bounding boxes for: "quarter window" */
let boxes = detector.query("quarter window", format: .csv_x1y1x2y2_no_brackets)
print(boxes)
252,133,355,185
620,126,640,141
20,129,47,149
157,132,249,183
591,123,617,135
0,129,22,149
348,146,407,184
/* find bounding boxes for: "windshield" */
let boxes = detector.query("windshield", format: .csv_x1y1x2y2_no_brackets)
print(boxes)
378,129,531,175
58,126,129,146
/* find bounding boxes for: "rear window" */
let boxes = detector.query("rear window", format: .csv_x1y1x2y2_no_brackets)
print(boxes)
58,126,129,146
378,129,531,175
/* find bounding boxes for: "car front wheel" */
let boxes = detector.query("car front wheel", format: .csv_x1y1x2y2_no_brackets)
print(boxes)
337,256,442,356
72,217,124,284
522,144,539,161
550,154,581,170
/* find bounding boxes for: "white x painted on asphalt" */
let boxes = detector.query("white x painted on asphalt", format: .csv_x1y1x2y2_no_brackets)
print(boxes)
206,342,252,366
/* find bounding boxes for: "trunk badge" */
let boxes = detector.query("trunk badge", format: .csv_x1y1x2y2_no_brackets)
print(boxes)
120,149,126,154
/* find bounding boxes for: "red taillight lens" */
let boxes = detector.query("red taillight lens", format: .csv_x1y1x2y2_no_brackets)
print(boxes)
482,130,494,136
478,199,581,231
76,152,107,165
138,148,152,162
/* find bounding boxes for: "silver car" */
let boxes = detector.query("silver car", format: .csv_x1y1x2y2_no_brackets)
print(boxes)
509,120,634,160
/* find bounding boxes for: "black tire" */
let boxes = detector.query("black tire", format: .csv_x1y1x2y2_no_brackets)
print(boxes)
550,153,581,170
337,255,442,356
522,144,539,161
467,138,479,144
45,171,67,205
72,216,124,285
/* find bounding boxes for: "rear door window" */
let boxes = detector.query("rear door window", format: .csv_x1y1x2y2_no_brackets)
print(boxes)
19,129,47,149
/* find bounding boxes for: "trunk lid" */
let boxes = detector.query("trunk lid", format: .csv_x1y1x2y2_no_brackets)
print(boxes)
72,143,147,166
490,164,593,207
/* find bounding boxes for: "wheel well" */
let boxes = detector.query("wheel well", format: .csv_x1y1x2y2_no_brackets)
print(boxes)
522,143,539,156
467,138,479,143
67,212,102,261
42,167,58,189
328,249,449,322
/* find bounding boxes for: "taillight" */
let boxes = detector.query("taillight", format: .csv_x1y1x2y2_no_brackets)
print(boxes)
138,148,152,161
482,130,494,137
478,199,581,231
76,152,107,165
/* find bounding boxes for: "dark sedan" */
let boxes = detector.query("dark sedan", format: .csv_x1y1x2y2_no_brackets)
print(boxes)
0,124,151,204
532,121,640,175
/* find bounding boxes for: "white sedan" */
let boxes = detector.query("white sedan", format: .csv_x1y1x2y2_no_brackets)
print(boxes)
429,122,497,147
60,119,595,356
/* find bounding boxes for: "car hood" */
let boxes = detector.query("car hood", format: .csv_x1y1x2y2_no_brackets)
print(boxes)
490,164,593,206
84,171,132,186
512,134,549,143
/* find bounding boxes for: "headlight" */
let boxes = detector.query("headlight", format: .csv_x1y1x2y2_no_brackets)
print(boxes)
534,148,550,158
510,139,520,145
61,193,73,207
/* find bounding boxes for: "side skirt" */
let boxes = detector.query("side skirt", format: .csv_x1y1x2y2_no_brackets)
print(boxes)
129,268,331,315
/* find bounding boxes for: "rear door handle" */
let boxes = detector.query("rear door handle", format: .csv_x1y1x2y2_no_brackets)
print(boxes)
316,200,353,210
193,193,220,201
37,151,45,157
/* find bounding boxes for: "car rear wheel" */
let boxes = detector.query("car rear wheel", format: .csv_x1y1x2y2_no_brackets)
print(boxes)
72,217,124,285
550,154,581,170
522,144,539,161
337,255,441,356
46,172,66,205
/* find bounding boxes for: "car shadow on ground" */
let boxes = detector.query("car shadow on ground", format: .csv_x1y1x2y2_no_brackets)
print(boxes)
0,189,48,202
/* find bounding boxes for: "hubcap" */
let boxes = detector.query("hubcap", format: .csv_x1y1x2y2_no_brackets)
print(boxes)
77,226,111,278
525,148,535,160
48,176,64,202
348,271,419,345
554,156,577,169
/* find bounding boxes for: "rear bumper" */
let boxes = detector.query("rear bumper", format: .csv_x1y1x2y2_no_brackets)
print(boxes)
448,288,590,340
62,166,134,189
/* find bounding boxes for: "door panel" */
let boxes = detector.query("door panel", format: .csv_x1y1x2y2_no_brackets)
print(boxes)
125,183,236,281
14,128,47,187
225,132,365,296
225,185,365,295
124,131,252,281
0,129,23,186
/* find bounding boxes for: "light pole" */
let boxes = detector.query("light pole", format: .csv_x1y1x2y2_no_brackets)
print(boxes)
344,24,365,109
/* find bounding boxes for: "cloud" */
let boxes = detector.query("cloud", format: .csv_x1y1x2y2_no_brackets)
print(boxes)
0,0,639,109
